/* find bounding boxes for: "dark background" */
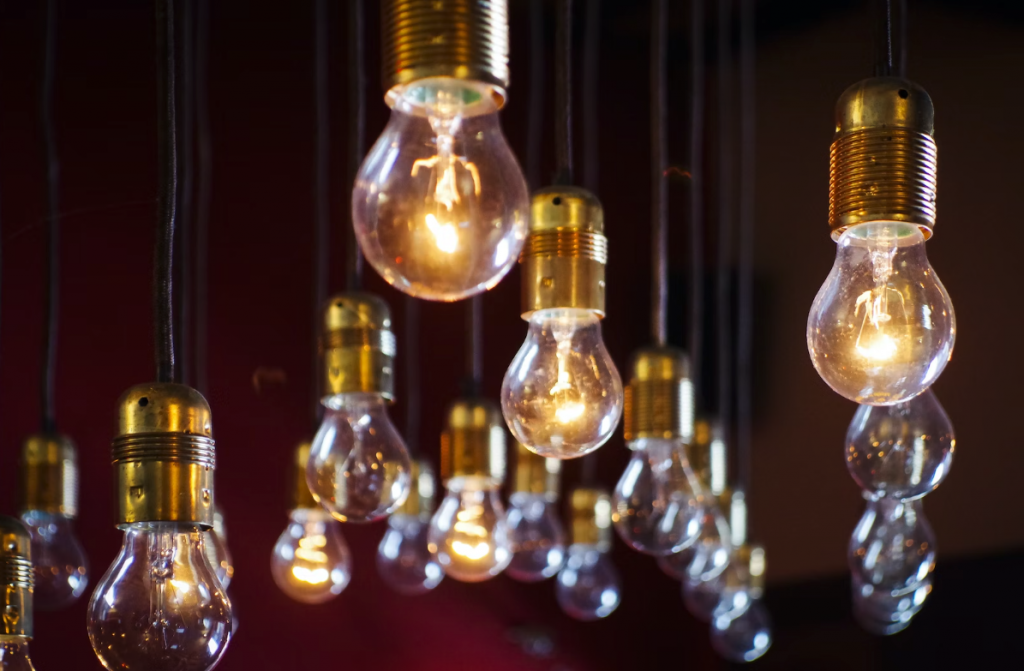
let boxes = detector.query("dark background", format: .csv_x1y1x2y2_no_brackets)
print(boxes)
0,1,1021,669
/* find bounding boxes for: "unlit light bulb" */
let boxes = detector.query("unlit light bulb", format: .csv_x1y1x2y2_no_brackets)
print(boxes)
853,575,932,636
658,502,731,582
555,544,621,621
808,222,954,405
710,592,773,663
271,508,351,604
849,498,936,600
377,513,444,596
0,640,35,671
506,492,566,582
428,476,511,582
20,510,88,610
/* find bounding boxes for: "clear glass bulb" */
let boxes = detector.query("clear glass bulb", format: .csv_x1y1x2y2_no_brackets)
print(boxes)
555,544,621,621
502,309,623,459
87,523,232,671
852,575,932,636
657,503,730,581
353,78,529,301
19,510,88,610
271,508,351,604
0,640,34,671
307,393,412,523
845,389,954,501
710,593,773,663
428,476,511,582
849,498,936,598
505,492,567,582
376,513,444,596
203,510,234,590
612,438,703,555
807,222,955,405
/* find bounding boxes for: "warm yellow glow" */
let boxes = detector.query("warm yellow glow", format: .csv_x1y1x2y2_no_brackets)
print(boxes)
854,283,906,361
295,534,328,564
555,402,585,424
549,337,585,424
856,334,897,361
425,214,459,253
291,566,330,585
411,140,481,255
451,540,491,560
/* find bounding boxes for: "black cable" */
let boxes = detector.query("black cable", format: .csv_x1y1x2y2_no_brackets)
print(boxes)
716,0,733,452
178,0,195,388
526,0,544,191
651,0,668,347
404,296,421,455
40,0,58,433
895,0,907,78
873,0,893,77
463,295,483,398
313,0,330,426
346,0,365,291
689,0,705,407
553,0,574,186
154,0,178,384
194,0,210,396
582,0,601,194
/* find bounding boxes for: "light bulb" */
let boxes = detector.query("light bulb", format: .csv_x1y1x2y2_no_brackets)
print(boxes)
377,513,443,596
354,79,528,301
87,523,232,671
849,498,936,599
845,389,954,501
271,507,351,604
428,476,511,582
613,438,703,556
1,517,36,670
307,393,412,523
555,543,621,621
0,641,34,671
710,594,773,663
503,309,623,458
203,507,234,590
852,575,932,636
19,510,88,610
658,502,731,582
506,492,566,582
807,222,954,405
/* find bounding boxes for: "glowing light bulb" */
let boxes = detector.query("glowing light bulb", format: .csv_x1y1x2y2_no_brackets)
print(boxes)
853,575,932,636
556,543,621,621
849,498,936,601
376,461,444,596
429,476,511,582
1,517,37,670
354,79,528,301
807,222,955,405
271,508,351,604
845,388,954,501
88,523,232,671
506,492,566,582
307,393,412,523
503,309,623,458
658,502,731,582
203,507,234,590
710,593,773,663
19,510,88,611
612,438,703,556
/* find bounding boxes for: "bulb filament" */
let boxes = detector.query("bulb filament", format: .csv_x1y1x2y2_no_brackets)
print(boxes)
854,241,907,361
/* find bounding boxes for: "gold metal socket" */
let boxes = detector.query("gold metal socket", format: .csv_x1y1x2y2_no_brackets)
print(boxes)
439,398,507,483
111,383,216,528
382,0,510,102
521,187,608,317
290,442,318,510
570,487,612,551
396,459,437,517
686,418,728,498
20,433,78,517
623,347,694,443
321,293,396,400
0,516,33,638
513,441,561,499
829,77,938,238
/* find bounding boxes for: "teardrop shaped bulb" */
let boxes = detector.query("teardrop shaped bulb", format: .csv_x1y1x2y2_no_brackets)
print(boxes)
506,493,567,582
271,508,352,604
849,498,936,598
428,478,511,582
376,513,444,596
20,510,88,610
555,544,621,621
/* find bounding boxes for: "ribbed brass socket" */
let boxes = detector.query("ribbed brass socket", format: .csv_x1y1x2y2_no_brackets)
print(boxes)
111,383,216,528
321,293,396,400
521,187,608,317
623,347,694,443
439,398,507,483
396,459,437,517
570,487,612,551
513,441,561,498
290,442,318,510
20,433,78,517
686,418,728,498
829,77,937,239
382,0,510,102
0,516,33,638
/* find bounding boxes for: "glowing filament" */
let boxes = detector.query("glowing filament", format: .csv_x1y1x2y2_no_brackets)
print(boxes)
451,541,491,560
411,133,482,254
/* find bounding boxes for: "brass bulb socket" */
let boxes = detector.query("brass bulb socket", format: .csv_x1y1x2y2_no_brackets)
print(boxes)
20,433,78,517
623,347,694,443
521,187,608,317
111,383,216,528
396,459,437,517
513,441,561,499
686,418,728,497
439,398,507,483
290,442,318,510
570,487,612,551
321,293,396,400
0,516,33,638
382,0,510,103
829,77,937,239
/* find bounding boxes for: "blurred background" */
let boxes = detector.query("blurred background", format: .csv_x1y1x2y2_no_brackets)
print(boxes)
0,0,1021,669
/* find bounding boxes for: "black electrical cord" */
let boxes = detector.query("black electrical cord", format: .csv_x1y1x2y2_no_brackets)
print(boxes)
154,0,178,384
346,0,365,291
553,0,574,186
178,0,195,388
689,0,706,406
194,0,210,396
873,0,893,77
716,0,733,452
582,0,601,194
651,0,668,348
463,295,483,398
526,0,545,191
404,296,421,455
40,0,59,433
313,0,330,427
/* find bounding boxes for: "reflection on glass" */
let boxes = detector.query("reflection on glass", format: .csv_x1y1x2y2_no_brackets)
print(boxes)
271,508,351,604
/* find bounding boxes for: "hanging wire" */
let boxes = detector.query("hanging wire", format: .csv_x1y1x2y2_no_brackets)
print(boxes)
346,0,365,291
154,0,179,384
872,0,894,77
894,0,907,78
40,0,59,433
404,296,421,454
178,0,195,388
736,0,755,508
463,295,483,398
650,0,668,347
689,0,706,405
526,0,544,191
194,0,210,396
553,0,574,186
716,0,733,450
312,0,330,426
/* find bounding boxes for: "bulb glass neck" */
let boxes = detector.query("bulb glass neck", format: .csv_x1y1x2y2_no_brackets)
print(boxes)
445,475,500,493
840,221,925,246
388,78,499,118
323,392,388,412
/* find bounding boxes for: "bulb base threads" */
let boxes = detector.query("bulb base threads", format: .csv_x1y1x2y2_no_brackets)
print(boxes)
111,383,216,528
440,398,506,482
521,187,608,317
19,433,78,517
512,441,561,498
570,487,612,551
0,516,33,638
396,459,437,517
382,0,510,101
829,77,938,239
321,293,396,400
623,347,694,443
